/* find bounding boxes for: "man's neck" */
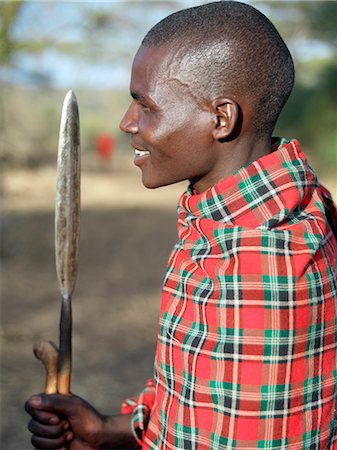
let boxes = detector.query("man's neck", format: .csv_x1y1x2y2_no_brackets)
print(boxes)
191,135,272,194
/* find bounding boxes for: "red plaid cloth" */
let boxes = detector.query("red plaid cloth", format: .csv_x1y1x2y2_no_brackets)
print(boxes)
124,139,337,449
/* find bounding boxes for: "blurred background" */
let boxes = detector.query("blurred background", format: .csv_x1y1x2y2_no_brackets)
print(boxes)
1,1,336,448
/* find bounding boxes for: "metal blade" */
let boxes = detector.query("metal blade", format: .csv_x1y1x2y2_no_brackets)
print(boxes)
55,90,80,299
55,90,81,394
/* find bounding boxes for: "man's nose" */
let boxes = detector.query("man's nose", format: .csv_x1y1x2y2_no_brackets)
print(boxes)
119,102,138,134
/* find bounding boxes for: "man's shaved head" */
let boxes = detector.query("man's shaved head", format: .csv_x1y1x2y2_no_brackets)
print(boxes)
142,1,294,137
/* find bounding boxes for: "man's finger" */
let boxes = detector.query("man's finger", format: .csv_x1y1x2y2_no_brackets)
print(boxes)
28,418,69,439
25,399,61,425
31,431,73,449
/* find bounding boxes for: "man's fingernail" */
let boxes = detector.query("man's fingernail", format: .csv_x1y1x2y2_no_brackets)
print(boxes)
66,431,74,441
50,417,59,425
30,396,42,407
64,422,69,431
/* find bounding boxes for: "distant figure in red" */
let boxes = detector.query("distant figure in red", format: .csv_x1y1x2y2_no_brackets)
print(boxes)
96,134,115,161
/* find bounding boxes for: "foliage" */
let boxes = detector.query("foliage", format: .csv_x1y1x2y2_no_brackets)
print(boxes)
267,1,336,45
0,1,23,64
276,57,337,155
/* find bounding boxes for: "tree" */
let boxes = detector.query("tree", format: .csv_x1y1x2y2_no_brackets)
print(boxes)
0,1,23,65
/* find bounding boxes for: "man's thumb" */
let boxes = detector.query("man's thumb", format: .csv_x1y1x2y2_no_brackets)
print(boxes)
28,393,76,415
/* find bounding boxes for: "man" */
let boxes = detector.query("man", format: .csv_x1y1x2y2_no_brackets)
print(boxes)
25,2,337,449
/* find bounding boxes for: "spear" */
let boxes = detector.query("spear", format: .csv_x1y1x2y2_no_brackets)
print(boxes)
34,90,81,395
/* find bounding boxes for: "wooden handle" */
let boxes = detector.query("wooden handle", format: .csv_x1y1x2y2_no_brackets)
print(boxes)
33,341,59,394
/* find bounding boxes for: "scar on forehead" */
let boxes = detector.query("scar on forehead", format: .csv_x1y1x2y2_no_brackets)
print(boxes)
161,78,202,105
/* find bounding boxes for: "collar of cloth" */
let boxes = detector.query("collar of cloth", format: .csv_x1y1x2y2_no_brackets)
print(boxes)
179,137,331,230
172,137,336,281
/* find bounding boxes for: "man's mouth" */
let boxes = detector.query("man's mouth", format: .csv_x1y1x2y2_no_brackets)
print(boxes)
135,149,150,157
133,147,150,167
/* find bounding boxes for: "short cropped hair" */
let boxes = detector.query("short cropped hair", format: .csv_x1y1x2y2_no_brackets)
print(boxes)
142,1,294,137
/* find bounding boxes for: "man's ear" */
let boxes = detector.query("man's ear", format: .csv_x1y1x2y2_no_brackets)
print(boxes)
211,98,239,141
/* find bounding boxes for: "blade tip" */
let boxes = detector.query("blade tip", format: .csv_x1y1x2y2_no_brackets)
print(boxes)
65,89,77,103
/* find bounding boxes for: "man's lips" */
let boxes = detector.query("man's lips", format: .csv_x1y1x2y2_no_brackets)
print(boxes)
132,144,150,155
134,149,150,157
132,145,150,166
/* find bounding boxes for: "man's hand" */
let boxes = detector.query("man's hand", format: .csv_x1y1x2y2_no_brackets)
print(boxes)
25,393,139,449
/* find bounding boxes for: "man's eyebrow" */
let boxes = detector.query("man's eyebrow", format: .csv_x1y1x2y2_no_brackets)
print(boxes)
131,91,155,106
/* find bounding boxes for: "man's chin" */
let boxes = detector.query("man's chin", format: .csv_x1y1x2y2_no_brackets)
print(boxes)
142,179,167,189
141,176,176,190
140,170,189,190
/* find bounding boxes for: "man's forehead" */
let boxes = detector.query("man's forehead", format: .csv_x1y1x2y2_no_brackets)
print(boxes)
132,45,177,80
131,45,196,101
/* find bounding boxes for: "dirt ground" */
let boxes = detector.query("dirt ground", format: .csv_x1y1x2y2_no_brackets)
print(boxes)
1,152,185,450
1,151,335,450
